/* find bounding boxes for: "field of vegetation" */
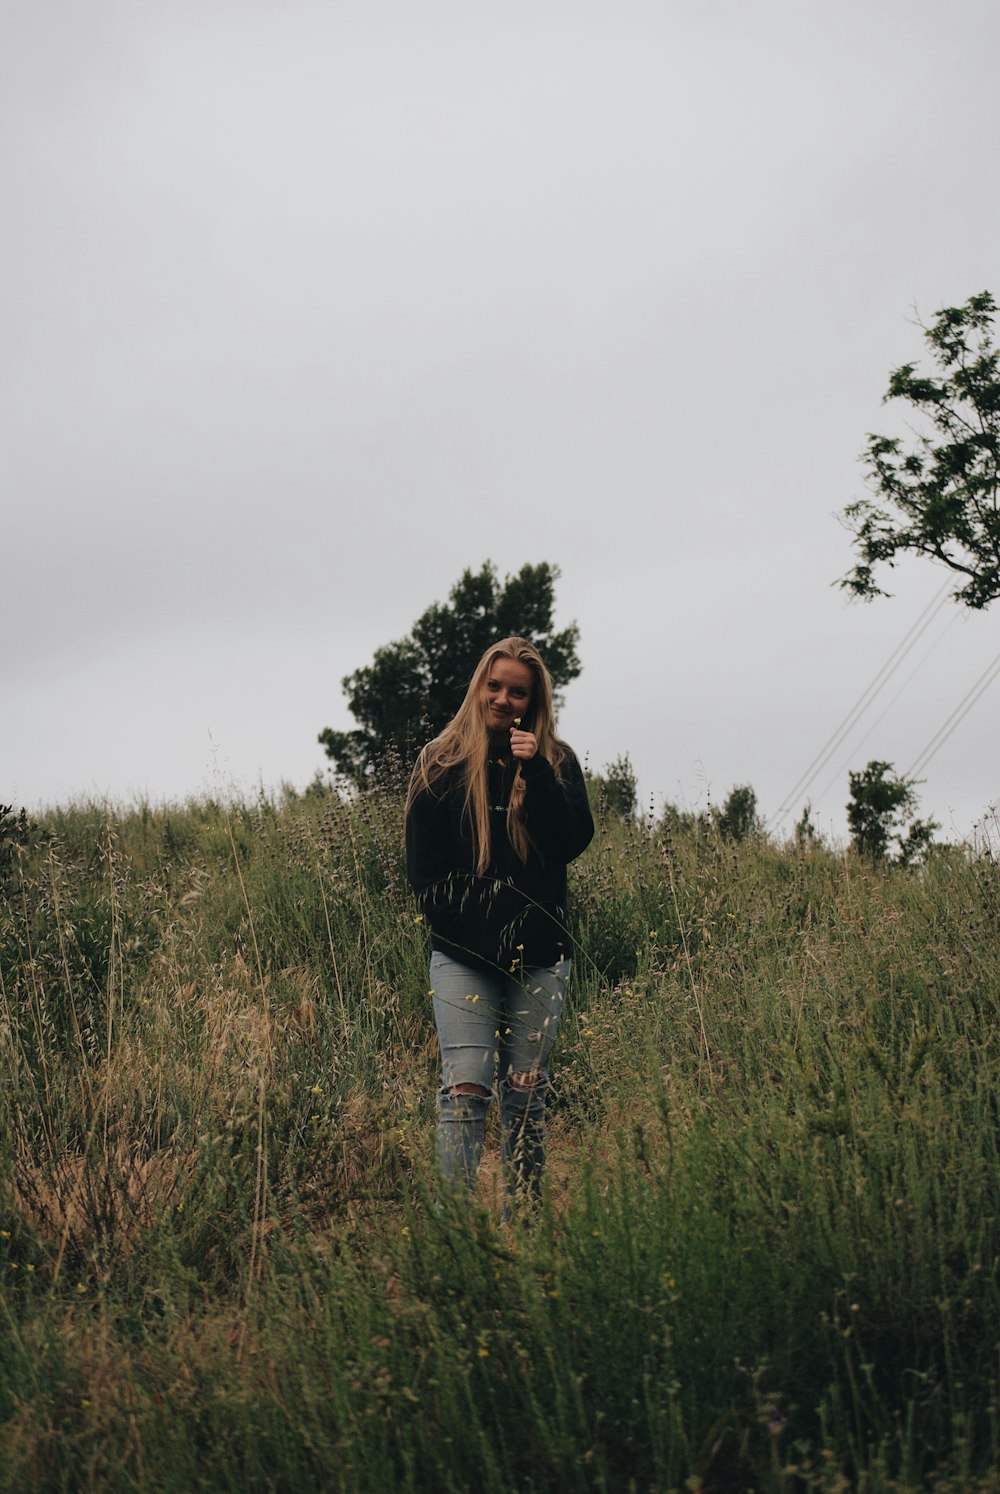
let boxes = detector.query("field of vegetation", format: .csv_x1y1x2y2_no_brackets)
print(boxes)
1,779,999,1491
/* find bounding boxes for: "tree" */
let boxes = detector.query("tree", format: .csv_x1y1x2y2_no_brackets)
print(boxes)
793,801,822,849
714,784,761,842
318,561,582,786
656,784,762,841
587,754,639,820
839,291,1000,609
0,804,35,895
846,760,938,864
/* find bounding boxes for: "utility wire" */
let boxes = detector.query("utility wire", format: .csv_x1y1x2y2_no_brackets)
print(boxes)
812,607,963,807
770,582,951,826
906,647,1000,780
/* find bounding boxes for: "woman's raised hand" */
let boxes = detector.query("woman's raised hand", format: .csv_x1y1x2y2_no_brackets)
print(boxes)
509,724,538,760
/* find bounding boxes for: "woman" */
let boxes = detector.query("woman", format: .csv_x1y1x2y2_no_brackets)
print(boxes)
405,636,594,1210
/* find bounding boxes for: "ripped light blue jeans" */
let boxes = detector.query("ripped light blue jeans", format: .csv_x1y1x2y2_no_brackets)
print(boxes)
429,949,570,1204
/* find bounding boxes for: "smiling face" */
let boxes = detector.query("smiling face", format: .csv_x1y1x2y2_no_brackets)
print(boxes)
482,655,534,732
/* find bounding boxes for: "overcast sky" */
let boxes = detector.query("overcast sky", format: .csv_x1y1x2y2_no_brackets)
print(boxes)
5,0,999,844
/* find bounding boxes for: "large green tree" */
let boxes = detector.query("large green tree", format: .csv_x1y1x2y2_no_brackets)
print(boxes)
840,291,1000,609
318,561,582,785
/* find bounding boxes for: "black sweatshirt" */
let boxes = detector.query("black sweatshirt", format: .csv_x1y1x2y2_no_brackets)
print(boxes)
405,746,595,973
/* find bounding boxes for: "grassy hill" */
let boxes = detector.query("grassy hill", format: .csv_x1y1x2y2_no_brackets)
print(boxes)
1,786,998,1490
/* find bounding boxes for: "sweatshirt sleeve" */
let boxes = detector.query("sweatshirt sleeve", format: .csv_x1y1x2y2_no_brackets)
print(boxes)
404,784,470,943
405,783,447,896
518,748,594,864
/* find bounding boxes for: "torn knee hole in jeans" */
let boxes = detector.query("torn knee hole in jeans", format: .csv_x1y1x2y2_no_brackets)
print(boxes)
509,1070,543,1091
445,1083,490,1097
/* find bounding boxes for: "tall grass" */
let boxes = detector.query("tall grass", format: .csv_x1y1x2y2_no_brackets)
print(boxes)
1,785,998,1490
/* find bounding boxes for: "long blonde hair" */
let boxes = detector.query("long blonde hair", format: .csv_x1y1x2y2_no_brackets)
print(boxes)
405,637,567,874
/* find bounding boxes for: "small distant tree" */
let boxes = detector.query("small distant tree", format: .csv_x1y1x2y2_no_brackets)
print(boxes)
715,785,761,842
657,786,762,842
587,754,638,820
846,761,938,863
659,801,702,837
318,561,581,787
793,801,822,849
840,291,1000,609
0,804,34,895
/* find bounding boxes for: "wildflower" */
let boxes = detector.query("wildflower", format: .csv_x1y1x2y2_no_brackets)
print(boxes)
477,1347,489,1358
583,1028,595,1038
76,1282,86,1294
414,914,424,924
176,1202,184,1214
512,717,521,726
311,1085,323,1096
516,944,524,952
26,1264,34,1273
0,1230,9,1239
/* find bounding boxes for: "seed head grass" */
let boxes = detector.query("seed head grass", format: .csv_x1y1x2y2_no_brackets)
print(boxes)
0,785,998,1489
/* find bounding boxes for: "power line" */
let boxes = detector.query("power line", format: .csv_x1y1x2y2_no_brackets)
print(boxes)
906,647,1000,780
812,607,963,807
770,582,951,826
